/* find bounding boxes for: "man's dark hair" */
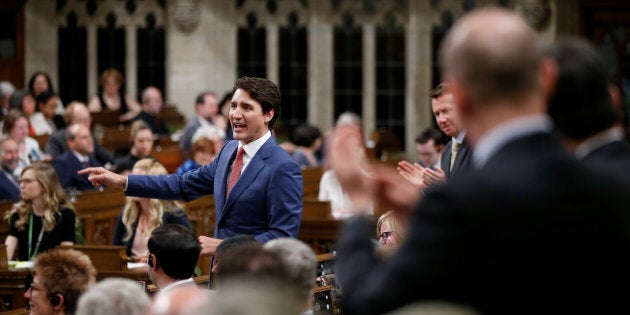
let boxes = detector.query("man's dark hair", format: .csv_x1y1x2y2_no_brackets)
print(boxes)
430,83,448,99
415,127,447,146
216,234,259,259
148,224,201,280
195,91,217,107
546,37,618,140
36,89,57,106
292,124,322,147
232,77,281,130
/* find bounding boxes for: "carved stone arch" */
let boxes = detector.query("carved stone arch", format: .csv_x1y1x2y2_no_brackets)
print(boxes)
235,0,270,28
91,0,133,28
132,0,166,29
274,0,309,28
56,0,91,28
329,0,369,27
369,0,408,27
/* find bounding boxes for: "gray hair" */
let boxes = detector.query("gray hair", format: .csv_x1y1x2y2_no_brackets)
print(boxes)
76,278,150,315
263,238,317,302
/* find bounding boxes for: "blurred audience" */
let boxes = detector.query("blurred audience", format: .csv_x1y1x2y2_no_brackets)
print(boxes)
76,278,150,315
88,68,141,122
114,120,154,174
177,137,216,175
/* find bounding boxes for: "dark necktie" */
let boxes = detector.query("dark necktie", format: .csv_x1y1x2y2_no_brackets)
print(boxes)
226,147,245,197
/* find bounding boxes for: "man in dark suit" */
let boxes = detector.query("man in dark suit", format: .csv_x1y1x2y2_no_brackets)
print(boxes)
133,86,170,136
546,37,630,185
52,124,101,191
45,102,114,167
397,84,472,188
327,8,630,315
0,137,20,201
80,77,303,256
179,91,225,158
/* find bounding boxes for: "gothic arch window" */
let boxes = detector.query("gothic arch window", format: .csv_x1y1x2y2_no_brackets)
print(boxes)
333,12,363,119
375,11,405,149
59,12,87,104
279,11,307,130
237,12,267,78
137,12,165,99
97,13,125,90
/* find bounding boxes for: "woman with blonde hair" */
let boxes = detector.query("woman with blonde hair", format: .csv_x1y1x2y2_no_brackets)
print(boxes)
4,162,76,261
112,158,191,260
376,211,406,254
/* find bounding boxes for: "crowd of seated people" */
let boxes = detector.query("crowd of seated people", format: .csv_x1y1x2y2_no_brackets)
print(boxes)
2,20,630,315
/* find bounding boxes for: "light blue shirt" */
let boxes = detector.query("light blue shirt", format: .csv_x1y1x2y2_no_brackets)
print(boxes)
473,115,552,168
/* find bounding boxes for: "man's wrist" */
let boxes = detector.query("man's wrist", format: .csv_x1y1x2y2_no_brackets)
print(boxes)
122,175,129,192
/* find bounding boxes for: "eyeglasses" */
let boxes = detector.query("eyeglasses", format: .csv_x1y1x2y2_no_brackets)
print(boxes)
379,231,393,240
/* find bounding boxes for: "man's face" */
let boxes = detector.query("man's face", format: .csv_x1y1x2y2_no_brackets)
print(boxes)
1,139,19,171
143,88,163,115
416,139,441,167
24,275,55,315
71,106,92,129
432,93,462,137
68,125,94,156
229,88,274,144
198,94,219,120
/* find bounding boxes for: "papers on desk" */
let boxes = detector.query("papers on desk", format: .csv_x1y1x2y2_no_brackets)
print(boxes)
9,261,34,269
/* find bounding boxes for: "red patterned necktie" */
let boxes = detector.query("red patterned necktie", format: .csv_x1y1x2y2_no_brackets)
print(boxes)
226,147,245,196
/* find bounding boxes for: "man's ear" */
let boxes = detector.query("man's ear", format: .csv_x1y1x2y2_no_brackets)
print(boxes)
449,79,470,116
263,108,275,124
540,57,558,102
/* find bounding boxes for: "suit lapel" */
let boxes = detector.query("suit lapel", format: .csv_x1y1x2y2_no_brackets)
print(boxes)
218,137,275,224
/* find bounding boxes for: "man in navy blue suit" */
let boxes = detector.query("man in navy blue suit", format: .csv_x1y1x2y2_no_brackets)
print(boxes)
0,137,20,202
52,124,101,191
80,77,303,256
327,8,630,315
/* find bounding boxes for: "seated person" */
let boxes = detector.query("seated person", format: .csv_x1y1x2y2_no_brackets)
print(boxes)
177,137,216,175
0,137,20,202
88,68,141,122
4,163,75,261
211,234,259,288
179,91,225,158
45,102,114,167
132,86,169,136
4,110,51,177
7,89,36,135
291,124,322,169
114,120,154,175
26,248,97,315
147,224,201,292
52,124,102,192
112,159,190,260
31,90,65,135
77,278,150,315
376,211,406,257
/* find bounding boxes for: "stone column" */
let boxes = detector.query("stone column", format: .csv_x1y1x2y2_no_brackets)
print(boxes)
266,23,279,86
166,0,237,119
362,23,376,138
307,1,334,129
87,24,98,100
125,25,138,101
24,0,57,87
405,0,432,156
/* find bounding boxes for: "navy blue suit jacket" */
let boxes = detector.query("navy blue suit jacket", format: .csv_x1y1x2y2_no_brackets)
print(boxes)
52,151,101,191
126,136,303,242
337,132,630,314
0,171,19,202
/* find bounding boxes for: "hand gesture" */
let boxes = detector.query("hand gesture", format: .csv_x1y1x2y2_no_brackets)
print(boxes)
422,166,446,187
77,167,127,189
397,161,426,189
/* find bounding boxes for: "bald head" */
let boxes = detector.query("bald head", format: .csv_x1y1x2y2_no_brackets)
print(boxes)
440,8,541,105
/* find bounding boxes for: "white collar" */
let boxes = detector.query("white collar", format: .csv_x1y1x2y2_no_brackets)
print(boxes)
71,151,90,163
575,126,624,159
160,278,195,294
239,130,271,158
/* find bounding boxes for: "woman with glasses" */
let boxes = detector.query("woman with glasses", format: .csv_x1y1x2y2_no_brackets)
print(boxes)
3,162,76,261
112,158,191,261
376,211,406,256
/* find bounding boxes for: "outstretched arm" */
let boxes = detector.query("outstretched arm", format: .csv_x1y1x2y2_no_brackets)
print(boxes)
78,167,128,189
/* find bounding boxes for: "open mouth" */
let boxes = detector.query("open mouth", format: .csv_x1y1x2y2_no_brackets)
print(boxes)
232,123,245,131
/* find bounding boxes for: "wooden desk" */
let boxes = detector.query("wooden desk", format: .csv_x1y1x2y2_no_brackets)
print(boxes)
299,219,342,254
302,167,323,199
